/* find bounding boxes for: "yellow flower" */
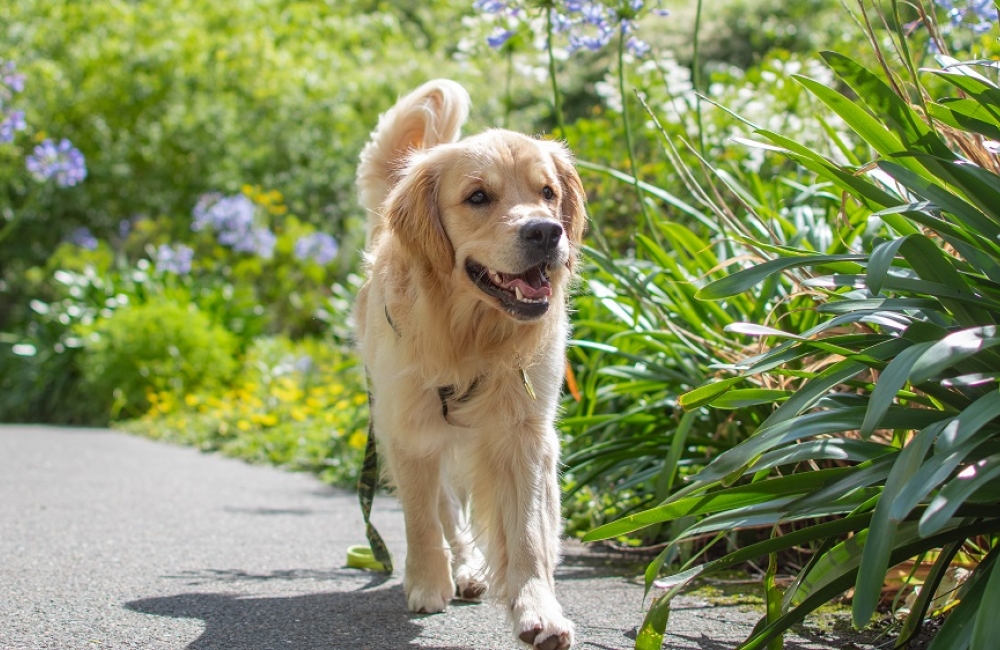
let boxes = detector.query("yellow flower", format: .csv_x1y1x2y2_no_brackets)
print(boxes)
334,399,349,411
348,430,367,450
352,393,367,406
251,413,279,427
290,407,308,422
184,394,200,407
237,419,252,431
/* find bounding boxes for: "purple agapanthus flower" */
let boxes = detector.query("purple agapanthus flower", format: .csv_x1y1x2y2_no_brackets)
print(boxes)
0,110,25,143
192,193,256,239
293,232,339,265
934,0,998,33
25,138,87,187
1,60,25,94
475,0,662,57
191,192,278,259
68,227,98,251
156,243,194,275
229,226,276,259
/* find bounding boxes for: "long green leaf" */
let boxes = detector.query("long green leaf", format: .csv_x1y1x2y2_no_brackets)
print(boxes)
696,254,865,300
926,547,1000,650
910,325,1000,383
853,425,939,627
877,161,1000,245
709,388,790,409
971,554,1000,650
899,234,993,327
678,376,743,410
860,341,933,437
582,468,853,542
750,439,893,472
922,454,1000,535
749,519,997,650
937,390,1000,454
928,99,1000,140
822,51,954,160
867,236,909,296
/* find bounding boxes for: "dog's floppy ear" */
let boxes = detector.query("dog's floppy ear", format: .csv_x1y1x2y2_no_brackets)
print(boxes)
384,155,455,276
545,141,588,249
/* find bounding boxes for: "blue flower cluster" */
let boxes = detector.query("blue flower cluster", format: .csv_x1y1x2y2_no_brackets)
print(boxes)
156,243,195,275
68,226,98,251
2,59,87,187
25,138,88,187
293,232,339,265
192,193,277,259
934,0,997,34
474,0,663,56
0,60,26,144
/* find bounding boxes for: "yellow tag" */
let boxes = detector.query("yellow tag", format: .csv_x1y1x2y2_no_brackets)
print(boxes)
520,367,537,401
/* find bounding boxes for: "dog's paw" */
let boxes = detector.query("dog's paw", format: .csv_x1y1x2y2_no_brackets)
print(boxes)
404,550,455,614
513,588,574,650
453,567,488,601
515,615,574,650
406,580,454,614
453,548,488,601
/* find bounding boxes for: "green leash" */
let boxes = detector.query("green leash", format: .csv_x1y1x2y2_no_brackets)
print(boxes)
351,387,393,574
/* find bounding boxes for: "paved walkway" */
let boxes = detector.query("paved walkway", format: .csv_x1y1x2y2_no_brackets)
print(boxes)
1,426,883,649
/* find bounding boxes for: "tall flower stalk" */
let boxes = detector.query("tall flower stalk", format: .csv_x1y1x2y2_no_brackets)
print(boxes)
473,0,665,236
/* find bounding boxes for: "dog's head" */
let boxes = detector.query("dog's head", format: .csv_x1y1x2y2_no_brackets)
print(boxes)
383,130,586,322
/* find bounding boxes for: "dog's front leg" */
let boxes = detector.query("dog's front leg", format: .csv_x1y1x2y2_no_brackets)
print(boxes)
474,429,574,650
386,446,455,614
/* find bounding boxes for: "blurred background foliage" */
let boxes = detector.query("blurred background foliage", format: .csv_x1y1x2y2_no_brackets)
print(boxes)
3,0,1000,646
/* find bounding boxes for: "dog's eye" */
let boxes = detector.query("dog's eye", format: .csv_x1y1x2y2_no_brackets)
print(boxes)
542,185,555,201
467,190,489,206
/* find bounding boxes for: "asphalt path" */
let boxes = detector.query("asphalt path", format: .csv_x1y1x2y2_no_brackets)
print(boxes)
1,426,885,650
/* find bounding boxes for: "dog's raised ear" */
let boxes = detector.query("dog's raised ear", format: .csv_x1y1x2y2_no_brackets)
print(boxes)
545,141,588,250
383,155,455,277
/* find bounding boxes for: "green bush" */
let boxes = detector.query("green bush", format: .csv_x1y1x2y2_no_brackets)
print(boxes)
583,5,1000,649
79,298,238,420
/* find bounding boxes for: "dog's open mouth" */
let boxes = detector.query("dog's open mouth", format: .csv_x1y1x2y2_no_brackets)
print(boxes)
466,259,552,320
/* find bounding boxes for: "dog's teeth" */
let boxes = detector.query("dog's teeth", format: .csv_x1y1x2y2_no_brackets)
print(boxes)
515,286,524,302
491,271,503,285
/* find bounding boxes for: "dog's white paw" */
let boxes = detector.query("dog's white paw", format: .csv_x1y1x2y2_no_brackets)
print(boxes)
513,587,574,650
515,613,574,650
406,581,454,614
404,550,455,614
452,547,488,600
453,565,488,601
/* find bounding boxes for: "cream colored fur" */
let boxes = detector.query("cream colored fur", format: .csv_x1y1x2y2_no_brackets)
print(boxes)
355,79,586,650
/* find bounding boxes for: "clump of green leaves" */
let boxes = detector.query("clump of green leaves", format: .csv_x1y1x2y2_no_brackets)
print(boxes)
588,21,1000,650
79,298,238,419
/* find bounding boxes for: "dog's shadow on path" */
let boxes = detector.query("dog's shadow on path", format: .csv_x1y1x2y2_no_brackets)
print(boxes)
127,581,467,650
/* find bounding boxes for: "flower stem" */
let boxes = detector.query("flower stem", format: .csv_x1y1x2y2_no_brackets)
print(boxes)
618,26,653,238
692,0,705,156
545,7,566,139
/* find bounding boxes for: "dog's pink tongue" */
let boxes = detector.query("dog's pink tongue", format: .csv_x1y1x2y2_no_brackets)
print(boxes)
507,269,552,298
509,278,551,298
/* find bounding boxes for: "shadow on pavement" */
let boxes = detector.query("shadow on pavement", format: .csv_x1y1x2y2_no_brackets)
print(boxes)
127,585,467,650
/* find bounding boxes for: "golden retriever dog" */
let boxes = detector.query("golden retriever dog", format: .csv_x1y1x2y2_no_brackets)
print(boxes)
355,79,586,650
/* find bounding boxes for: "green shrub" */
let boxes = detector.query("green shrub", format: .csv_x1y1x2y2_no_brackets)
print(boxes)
584,5,1000,648
79,298,238,420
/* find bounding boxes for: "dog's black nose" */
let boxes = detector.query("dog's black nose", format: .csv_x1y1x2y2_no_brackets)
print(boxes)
520,220,563,256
